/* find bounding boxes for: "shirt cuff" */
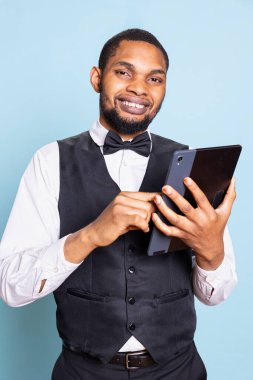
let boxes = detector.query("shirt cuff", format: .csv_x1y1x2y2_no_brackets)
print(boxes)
193,255,237,305
33,236,82,297
195,256,228,287
39,235,80,277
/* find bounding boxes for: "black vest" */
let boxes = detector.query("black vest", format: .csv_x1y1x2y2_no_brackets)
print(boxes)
54,131,196,364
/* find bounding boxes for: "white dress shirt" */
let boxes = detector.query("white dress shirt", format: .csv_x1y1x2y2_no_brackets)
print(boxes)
0,121,237,351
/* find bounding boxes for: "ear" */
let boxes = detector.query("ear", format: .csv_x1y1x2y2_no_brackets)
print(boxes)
90,66,102,93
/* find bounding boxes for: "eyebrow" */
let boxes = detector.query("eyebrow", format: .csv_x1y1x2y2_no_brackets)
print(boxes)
150,69,166,76
113,61,166,77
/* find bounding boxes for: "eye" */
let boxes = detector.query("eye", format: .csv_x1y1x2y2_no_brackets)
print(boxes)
115,70,130,77
150,77,163,84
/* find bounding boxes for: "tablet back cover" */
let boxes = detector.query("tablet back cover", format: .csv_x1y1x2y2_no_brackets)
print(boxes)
147,145,242,256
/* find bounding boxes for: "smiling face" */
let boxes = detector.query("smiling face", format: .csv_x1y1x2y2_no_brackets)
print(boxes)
90,40,167,138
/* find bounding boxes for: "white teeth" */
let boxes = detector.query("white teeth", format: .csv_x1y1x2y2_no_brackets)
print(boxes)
123,101,145,109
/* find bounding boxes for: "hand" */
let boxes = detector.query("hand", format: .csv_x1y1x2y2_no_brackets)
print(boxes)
64,191,157,264
88,191,157,247
152,177,236,270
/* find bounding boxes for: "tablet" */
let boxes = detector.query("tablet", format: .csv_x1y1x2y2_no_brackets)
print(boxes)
147,145,242,256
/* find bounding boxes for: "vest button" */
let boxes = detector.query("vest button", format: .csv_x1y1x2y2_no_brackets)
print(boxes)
128,297,135,304
128,322,136,331
128,266,135,274
128,245,135,253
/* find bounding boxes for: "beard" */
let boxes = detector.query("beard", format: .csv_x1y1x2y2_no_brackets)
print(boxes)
99,91,163,135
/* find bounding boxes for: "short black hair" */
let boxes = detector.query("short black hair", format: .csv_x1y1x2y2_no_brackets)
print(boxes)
98,28,169,71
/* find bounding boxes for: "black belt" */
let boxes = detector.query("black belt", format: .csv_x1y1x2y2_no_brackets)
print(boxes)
63,342,155,370
109,350,155,369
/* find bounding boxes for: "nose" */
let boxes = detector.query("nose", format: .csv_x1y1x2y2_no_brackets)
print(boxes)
126,77,148,96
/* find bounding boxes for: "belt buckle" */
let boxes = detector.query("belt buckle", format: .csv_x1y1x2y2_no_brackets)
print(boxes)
125,350,147,370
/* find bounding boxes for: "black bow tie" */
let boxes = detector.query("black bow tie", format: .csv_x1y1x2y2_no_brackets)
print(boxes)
103,130,151,157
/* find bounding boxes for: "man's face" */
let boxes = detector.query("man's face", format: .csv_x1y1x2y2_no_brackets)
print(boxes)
92,40,167,136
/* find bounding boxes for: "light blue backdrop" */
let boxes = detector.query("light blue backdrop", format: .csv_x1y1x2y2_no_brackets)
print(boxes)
0,0,252,379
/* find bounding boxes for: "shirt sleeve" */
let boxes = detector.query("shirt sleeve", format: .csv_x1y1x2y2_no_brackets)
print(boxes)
192,226,237,305
0,142,80,307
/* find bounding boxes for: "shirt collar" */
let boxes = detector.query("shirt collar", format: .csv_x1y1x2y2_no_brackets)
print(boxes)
89,120,152,147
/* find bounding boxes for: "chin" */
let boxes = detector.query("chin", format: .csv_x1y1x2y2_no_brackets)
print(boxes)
121,115,147,123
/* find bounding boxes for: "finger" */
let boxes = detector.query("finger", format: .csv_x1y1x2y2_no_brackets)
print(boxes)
127,214,150,233
152,213,186,238
161,185,196,220
116,194,157,216
121,191,159,202
217,177,236,214
183,177,213,212
154,195,192,232
126,206,152,222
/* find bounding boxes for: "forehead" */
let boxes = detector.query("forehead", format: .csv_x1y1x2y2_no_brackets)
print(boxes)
105,40,167,72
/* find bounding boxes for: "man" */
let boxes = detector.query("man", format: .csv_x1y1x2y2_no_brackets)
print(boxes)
0,29,237,379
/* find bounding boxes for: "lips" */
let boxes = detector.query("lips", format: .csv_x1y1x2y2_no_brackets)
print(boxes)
116,95,151,115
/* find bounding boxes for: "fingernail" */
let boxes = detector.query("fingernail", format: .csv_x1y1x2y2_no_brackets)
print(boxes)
184,177,192,185
155,195,162,205
152,213,157,221
163,185,172,195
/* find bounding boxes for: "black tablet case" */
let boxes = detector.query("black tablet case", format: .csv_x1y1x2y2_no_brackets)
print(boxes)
147,145,242,256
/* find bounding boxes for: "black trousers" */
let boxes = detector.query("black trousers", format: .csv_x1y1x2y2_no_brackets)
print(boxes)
52,343,207,380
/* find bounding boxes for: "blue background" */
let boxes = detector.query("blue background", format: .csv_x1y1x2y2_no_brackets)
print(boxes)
0,0,252,379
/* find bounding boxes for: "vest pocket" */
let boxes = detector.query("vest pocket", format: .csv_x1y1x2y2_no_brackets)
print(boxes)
55,288,107,352
67,288,106,302
157,289,189,304
156,288,196,353
55,289,90,351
